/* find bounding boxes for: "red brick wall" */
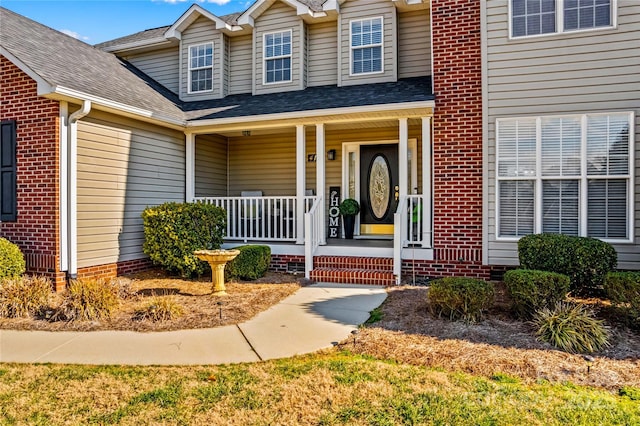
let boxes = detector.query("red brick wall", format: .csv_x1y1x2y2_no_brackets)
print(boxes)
0,56,65,290
76,258,154,280
429,0,487,278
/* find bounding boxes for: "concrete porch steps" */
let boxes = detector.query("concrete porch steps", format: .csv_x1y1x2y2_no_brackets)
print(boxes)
309,256,396,286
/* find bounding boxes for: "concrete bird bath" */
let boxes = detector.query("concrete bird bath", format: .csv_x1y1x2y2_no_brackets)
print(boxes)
194,249,240,296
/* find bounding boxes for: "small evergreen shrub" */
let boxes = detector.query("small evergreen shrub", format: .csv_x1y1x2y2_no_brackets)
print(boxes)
604,271,640,326
54,278,120,321
0,276,51,318
532,302,610,353
0,238,25,279
518,233,617,292
225,245,271,281
428,277,495,322
504,269,570,319
134,297,183,322
142,202,226,278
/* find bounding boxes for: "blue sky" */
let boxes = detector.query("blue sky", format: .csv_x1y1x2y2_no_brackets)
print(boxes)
2,0,255,44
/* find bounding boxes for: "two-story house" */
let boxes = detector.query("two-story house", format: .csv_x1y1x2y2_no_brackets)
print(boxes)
3,0,484,290
481,0,640,273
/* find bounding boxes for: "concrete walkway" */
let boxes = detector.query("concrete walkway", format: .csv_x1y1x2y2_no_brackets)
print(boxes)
0,284,387,366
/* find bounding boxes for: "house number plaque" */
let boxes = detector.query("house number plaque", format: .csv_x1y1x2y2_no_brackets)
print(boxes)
328,186,341,238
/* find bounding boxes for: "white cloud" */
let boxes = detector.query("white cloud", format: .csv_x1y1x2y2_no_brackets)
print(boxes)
159,0,231,4
60,29,90,41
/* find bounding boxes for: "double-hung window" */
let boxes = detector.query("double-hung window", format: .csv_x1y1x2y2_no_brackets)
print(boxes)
511,0,613,38
189,43,213,93
497,112,633,242
350,17,383,75
264,30,292,84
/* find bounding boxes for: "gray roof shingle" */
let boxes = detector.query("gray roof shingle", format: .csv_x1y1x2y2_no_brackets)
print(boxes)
94,26,171,50
0,7,183,122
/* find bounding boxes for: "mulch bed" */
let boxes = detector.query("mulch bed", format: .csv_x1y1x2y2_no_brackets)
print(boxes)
346,285,640,391
0,270,300,332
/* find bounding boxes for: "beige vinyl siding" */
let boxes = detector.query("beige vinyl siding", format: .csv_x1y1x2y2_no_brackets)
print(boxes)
485,2,640,269
196,134,227,197
223,36,230,96
76,111,185,268
125,47,179,94
180,16,223,101
254,1,302,95
339,0,397,86
398,9,431,79
307,21,338,87
229,34,253,95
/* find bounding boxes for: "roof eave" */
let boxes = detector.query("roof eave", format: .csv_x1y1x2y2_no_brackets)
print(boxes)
1,46,55,95
99,37,174,54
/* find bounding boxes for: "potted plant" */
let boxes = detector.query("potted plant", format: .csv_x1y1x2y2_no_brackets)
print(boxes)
339,198,360,239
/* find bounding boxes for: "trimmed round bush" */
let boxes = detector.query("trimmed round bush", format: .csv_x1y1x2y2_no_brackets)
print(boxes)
0,276,51,318
605,271,640,326
504,269,570,319
0,237,25,279
225,245,271,280
532,302,610,353
428,277,495,322
142,202,226,278
518,233,617,293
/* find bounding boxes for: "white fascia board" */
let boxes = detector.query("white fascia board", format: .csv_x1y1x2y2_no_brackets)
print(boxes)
323,0,339,12
165,4,229,39
186,100,435,130
0,47,55,95
237,0,323,25
99,38,171,53
49,86,186,129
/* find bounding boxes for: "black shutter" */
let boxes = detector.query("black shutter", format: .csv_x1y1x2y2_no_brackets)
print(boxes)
0,120,17,222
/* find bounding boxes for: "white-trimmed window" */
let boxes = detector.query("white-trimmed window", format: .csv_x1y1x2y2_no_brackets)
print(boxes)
511,0,613,38
350,17,383,75
264,30,292,84
189,43,213,93
497,112,633,241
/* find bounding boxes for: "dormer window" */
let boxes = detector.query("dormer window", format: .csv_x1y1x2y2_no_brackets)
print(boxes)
350,17,383,75
264,30,292,84
189,42,213,93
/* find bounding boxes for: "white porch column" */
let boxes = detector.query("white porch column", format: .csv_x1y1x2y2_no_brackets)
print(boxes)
296,124,306,244
399,118,409,197
316,123,326,245
422,116,433,248
186,132,195,202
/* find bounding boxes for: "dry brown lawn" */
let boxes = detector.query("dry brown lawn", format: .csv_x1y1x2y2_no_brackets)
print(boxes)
348,285,640,391
0,269,300,332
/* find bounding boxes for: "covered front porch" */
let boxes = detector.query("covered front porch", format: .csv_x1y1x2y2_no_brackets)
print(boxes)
184,82,435,284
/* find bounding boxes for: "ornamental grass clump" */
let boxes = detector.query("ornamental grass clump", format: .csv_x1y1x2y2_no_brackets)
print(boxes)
0,276,51,318
0,237,26,279
428,277,495,323
55,278,120,321
134,297,184,322
532,302,610,353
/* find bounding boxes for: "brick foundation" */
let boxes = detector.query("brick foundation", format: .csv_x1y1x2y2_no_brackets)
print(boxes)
269,254,305,273
76,258,154,281
1,55,63,290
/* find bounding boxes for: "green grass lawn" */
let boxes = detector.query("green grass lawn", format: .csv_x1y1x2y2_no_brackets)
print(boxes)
1,351,638,426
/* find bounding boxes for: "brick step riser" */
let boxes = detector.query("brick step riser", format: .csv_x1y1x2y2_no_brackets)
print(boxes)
310,269,396,286
313,256,393,271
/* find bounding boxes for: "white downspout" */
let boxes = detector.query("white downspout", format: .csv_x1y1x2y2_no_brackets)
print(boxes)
67,100,91,278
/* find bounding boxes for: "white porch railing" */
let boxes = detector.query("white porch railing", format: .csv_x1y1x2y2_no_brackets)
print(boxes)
195,196,317,242
304,196,323,278
393,194,425,284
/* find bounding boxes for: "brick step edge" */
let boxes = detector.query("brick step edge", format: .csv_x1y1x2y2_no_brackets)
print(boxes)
313,256,393,271
310,268,396,286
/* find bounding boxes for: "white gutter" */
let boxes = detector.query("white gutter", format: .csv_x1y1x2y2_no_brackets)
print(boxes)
66,100,92,278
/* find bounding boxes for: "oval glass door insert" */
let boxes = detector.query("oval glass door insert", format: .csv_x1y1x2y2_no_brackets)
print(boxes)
369,155,391,220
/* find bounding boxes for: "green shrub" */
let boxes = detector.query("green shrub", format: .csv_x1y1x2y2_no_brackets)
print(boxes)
504,269,570,319
142,202,226,278
225,245,271,281
532,302,610,353
0,238,25,279
54,278,120,321
619,386,640,401
604,271,640,326
518,233,617,293
0,276,51,318
134,297,183,322
428,277,495,322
